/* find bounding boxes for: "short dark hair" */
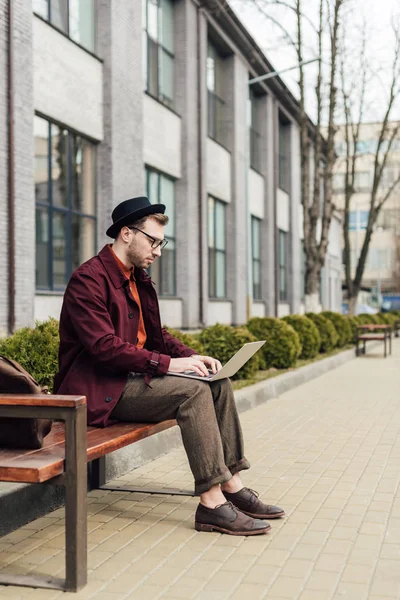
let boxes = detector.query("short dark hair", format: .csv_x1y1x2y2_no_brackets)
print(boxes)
130,213,169,228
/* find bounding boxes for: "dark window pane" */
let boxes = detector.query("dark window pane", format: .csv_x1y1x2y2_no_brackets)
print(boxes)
50,0,68,33
71,215,96,272
253,260,261,300
215,250,226,298
51,125,68,208
160,240,175,295
208,248,216,297
208,196,215,248
33,0,49,19
69,0,95,52
148,37,159,97
159,49,173,105
215,201,225,250
71,136,96,214
160,175,174,237
52,212,67,287
36,207,49,288
34,116,49,205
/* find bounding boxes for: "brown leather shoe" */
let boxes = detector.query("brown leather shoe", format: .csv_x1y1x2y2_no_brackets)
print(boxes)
195,501,271,535
223,488,285,519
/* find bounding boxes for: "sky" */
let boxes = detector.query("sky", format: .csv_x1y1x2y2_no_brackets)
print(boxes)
229,0,400,123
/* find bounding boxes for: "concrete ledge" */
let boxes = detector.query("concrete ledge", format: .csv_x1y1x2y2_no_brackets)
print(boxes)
0,346,357,535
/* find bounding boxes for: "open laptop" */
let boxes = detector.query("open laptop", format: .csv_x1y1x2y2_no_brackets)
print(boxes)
167,340,265,382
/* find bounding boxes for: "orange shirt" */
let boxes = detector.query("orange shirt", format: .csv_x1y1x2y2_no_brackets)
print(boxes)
109,246,147,349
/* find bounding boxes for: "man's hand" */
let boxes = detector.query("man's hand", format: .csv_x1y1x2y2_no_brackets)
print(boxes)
168,355,222,377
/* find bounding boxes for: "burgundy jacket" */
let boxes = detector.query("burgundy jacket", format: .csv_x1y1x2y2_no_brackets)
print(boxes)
54,245,195,427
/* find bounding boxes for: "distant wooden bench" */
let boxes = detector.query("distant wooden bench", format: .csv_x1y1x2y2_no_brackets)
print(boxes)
0,394,179,592
356,324,392,358
394,319,400,338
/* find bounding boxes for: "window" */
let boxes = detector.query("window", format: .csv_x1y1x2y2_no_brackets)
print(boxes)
33,0,96,53
251,217,262,300
146,168,176,295
278,115,290,192
35,115,96,290
207,40,226,146
354,171,370,192
208,196,226,298
278,230,288,302
249,88,263,172
143,0,174,108
348,210,369,231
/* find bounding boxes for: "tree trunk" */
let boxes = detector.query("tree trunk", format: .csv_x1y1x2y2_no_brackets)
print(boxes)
304,262,322,313
347,293,358,316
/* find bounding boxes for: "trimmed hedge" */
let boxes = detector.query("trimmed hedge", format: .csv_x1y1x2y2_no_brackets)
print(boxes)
247,317,301,369
0,318,59,391
166,328,205,356
282,315,321,359
320,311,352,347
198,324,260,379
346,315,360,343
305,313,339,352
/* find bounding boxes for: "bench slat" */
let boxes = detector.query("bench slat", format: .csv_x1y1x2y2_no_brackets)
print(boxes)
0,394,86,407
0,420,177,483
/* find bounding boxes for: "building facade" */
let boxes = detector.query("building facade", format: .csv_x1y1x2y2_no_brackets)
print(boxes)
333,122,400,295
0,0,341,337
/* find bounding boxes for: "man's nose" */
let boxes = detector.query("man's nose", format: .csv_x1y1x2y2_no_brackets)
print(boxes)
153,245,162,257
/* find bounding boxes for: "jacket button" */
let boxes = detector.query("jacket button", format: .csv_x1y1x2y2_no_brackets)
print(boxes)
105,396,112,403
128,312,134,319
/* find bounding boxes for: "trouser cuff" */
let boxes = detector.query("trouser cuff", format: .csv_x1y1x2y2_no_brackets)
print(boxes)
194,467,232,496
228,457,251,475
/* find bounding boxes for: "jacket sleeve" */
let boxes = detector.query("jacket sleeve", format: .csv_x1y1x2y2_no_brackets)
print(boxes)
65,271,171,375
161,328,197,358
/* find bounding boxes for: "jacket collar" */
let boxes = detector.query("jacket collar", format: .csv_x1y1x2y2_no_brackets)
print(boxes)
98,245,152,288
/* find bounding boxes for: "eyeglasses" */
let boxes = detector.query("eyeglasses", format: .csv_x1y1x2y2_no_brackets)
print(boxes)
128,226,168,250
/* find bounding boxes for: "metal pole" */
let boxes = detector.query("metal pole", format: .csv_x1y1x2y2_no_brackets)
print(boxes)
248,58,320,85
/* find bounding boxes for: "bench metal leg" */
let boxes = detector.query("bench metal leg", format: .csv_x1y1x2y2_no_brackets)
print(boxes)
64,405,87,592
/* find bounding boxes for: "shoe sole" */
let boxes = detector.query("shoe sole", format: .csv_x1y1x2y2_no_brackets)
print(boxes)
195,522,271,535
241,510,285,519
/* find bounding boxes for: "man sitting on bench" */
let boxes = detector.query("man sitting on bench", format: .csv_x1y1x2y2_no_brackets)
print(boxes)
54,196,284,536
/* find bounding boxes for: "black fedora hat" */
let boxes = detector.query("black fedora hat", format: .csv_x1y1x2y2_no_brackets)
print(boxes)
106,196,166,238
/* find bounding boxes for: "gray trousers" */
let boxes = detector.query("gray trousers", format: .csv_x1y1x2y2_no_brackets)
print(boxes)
111,375,250,495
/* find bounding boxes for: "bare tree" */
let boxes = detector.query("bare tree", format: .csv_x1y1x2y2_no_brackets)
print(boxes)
339,21,400,314
234,0,345,311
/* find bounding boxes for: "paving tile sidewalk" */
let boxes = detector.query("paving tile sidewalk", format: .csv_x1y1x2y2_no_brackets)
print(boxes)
0,341,399,600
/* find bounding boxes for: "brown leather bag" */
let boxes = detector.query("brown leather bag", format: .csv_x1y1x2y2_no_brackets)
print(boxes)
0,355,53,449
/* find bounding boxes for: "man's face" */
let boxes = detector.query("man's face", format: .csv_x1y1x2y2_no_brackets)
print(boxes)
125,218,165,269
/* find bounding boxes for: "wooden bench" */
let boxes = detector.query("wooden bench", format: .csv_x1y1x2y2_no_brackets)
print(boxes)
0,393,181,592
394,319,400,338
355,324,392,358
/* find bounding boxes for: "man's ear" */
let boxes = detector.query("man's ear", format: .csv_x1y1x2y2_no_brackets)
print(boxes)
119,226,131,243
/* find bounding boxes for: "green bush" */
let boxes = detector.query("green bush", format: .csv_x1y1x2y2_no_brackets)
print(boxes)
305,313,339,352
198,324,260,379
320,311,352,347
165,328,205,356
0,318,59,391
377,313,397,326
282,315,321,359
357,313,380,324
246,317,301,369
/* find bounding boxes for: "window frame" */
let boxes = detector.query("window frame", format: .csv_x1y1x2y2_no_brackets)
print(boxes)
251,216,262,300
145,166,177,296
33,0,97,55
143,0,175,108
207,40,226,146
208,196,227,299
249,88,263,173
35,114,97,292
278,229,288,302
